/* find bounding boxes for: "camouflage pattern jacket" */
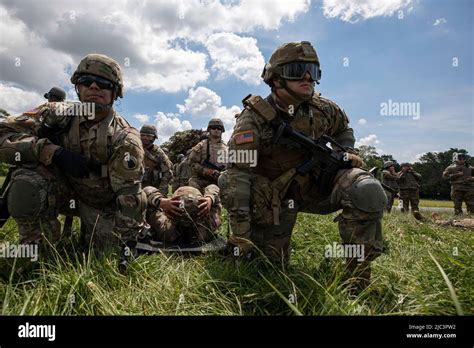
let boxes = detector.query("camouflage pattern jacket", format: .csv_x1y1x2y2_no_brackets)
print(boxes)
397,170,422,190
142,144,173,194
442,163,474,191
0,102,146,235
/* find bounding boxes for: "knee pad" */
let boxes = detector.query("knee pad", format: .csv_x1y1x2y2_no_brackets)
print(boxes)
7,169,48,218
218,169,251,210
349,175,387,213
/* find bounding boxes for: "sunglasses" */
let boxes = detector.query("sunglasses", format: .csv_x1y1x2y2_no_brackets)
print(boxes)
278,62,321,81
209,126,223,131
76,74,115,90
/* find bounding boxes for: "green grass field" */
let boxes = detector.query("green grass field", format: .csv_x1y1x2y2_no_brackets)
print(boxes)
0,210,472,315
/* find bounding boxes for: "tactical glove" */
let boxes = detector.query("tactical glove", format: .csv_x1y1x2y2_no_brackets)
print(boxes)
52,147,90,178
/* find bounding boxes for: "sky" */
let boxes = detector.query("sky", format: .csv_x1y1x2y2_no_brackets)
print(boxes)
0,0,472,163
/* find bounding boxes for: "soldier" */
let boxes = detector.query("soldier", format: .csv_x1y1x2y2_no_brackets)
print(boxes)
141,185,221,248
44,87,66,102
188,118,228,193
381,161,399,212
0,54,147,269
218,41,387,290
140,124,173,195
397,163,422,219
442,153,474,215
172,150,193,192
173,154,185,174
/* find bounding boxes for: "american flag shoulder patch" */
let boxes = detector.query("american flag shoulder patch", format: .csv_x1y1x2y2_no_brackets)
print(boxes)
234,130,254,144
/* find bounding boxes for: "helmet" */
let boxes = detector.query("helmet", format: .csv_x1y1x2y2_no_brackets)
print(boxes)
177,154,185,161
70,54,124,99
383,161,394,169
207,118,225,132
140,124,157,138
400,163,411,168
172,186,202,228
262,41,321,86
44,87,66,102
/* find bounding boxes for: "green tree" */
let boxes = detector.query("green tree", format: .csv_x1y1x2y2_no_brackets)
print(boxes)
161,129,206,163
357,145,383,172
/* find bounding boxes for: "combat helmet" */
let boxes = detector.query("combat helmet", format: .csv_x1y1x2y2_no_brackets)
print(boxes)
71,53,124,100
262,41,321,87
207,118,225,132
140,124,158,139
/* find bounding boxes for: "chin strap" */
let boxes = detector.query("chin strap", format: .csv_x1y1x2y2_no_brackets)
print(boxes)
275,77,314,104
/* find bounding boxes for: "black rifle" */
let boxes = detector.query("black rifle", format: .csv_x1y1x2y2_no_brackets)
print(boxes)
272,122,353,196
203,159,225,181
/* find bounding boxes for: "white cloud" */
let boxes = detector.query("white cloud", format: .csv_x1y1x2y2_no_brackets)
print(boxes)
356,134,380,147
146,112,193,144
177,87,222,118
0,0,310,95
433,17,447,26
205,33,265,85
176,86,241,142
358,118,367,125
133,113,150,124
322,0,412,23
0,84,44,116
0,6,73,93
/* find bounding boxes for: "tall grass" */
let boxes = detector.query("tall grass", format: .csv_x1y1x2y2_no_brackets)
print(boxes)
0,211,472,315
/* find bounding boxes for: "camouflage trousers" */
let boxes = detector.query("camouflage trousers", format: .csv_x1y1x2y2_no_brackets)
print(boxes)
146,205,221,246
384,190,397,212
220,168,386,265
399,189,420,212
5,167,135,250
450,189,474,215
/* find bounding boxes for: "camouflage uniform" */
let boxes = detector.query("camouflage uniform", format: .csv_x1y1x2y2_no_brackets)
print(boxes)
442,161,474,215
381,161,399,212
0,54,147,251
140,125,173,195
219,42,386,288
397,165,422,213
143,185,221,246
188,119,228,193
172,157,192,192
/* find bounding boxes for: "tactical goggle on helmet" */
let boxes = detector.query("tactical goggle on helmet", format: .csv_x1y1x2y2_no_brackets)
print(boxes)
76,74,115,91
276,61,321,82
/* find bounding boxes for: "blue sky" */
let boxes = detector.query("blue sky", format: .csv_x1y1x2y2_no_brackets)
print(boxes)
1,0,472,162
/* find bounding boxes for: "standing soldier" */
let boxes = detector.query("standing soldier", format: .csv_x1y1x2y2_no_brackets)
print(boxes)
218,41,387,290
139,185,222,250
173,154,185,176
44,87,66,102
0,54,147,269
442,153,474,215
382,161,399,212
188,118,227,193
140,124,173,196
397,163,422,219
172,150,193,192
